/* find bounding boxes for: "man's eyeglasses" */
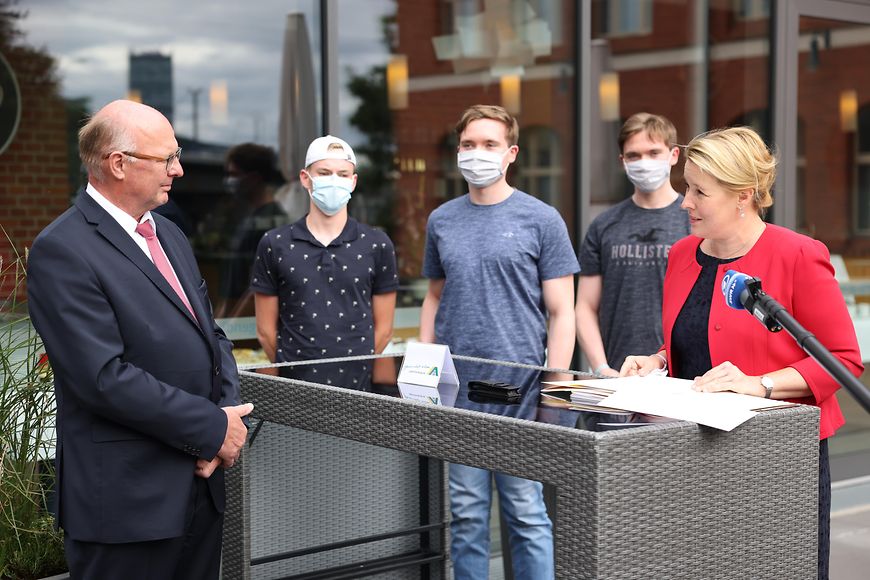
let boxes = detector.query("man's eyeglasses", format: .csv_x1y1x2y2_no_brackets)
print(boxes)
106,147,182,172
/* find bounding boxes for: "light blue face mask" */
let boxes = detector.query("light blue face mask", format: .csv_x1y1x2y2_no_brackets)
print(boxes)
305,172,354,215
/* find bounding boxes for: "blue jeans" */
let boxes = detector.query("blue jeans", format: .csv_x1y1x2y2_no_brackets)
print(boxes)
449,463,554,580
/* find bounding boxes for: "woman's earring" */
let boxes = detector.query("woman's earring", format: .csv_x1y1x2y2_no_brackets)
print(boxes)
738,204,745,219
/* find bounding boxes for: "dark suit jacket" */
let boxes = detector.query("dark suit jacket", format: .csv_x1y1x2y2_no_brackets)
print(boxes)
27,191,240,544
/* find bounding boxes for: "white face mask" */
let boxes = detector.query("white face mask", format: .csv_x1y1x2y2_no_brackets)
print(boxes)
457,149,510,189
624,157,672,193
304,171,354,216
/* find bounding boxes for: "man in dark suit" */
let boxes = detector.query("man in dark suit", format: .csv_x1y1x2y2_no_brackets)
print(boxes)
27,100,252,579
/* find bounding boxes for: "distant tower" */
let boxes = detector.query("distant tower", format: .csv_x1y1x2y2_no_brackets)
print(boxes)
129,52,173,123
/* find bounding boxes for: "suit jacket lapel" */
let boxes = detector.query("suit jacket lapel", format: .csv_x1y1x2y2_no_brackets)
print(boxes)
155,222,209,334
75,194,202,331
154,217,222,402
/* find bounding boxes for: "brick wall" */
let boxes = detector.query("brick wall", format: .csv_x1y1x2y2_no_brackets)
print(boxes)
0,49,71,302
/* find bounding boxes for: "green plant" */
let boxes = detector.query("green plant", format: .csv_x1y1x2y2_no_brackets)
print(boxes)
0,241,66,579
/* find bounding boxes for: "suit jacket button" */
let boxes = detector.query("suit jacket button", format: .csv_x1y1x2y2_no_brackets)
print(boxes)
714,324,722,331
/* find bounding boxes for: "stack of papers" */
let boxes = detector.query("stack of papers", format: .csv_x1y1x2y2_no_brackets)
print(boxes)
541,376,794,431
540,382,631,414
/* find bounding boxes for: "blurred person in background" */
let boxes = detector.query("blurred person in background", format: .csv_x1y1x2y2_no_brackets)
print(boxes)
217,142,288,318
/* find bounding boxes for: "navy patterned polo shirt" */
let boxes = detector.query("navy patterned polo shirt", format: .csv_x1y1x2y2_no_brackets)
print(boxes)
251,216,398,363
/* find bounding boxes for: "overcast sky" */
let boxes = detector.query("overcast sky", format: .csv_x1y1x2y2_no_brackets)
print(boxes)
22,0,394,148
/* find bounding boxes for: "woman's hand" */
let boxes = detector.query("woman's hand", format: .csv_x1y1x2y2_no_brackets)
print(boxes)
693,361,759,395
620,355,662,377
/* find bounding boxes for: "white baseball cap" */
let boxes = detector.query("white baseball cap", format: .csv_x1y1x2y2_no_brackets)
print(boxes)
305,135,356,167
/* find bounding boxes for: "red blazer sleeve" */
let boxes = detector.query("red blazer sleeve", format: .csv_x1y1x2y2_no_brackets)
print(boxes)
786,238,863,406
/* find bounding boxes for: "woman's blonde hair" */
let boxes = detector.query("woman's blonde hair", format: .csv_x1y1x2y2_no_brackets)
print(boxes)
684,126,777,217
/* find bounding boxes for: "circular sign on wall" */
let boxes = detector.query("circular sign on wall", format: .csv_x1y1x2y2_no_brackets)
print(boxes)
0,51,22,156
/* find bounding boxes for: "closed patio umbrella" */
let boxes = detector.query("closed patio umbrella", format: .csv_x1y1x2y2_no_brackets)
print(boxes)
276,12,317,220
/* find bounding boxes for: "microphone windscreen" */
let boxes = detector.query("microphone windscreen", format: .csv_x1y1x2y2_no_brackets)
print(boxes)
721,269,751,310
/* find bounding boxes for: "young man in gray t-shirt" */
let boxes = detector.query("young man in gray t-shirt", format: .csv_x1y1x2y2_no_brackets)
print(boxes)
420,105,578,580
576,113,690,375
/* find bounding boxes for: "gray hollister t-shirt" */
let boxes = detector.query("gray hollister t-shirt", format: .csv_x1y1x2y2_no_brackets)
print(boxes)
578,196,689,369
423,190,580,366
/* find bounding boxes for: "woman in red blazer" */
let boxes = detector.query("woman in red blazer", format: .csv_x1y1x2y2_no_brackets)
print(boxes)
620,126,863,580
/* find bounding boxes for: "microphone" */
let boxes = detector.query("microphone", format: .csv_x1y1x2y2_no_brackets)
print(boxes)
721,270,751,310
721,269,783,332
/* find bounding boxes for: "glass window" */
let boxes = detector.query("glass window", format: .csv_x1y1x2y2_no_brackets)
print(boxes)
589,1,771,209
857,104,870,233
797,16,870,245
438,133,466,203
11,2,323,346
597,0,653,38
735,0,770,22
515,126,561,210
343,0,577,300
795,14,870,481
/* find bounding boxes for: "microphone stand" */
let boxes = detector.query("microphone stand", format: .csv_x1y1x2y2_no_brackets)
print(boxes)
743,278,870,413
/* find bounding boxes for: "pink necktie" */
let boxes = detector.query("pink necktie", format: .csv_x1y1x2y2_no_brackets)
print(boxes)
135,220,196,319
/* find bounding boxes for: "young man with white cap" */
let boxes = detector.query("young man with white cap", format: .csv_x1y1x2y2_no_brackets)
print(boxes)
251,135,398,382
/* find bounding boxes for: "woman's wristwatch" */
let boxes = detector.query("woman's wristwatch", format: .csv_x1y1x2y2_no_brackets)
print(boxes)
652,353,668,371
760,376,774,398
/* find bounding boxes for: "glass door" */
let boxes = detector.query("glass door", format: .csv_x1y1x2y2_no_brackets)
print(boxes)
780,0,870,482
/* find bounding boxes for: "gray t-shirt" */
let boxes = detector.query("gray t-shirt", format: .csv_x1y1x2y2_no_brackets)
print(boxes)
578,196,689,368
423,190,580,366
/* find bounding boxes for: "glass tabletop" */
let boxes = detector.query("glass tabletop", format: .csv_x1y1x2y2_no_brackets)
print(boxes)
247,353,676,433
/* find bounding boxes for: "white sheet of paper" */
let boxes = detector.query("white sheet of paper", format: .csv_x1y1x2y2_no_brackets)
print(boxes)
597,375,782,431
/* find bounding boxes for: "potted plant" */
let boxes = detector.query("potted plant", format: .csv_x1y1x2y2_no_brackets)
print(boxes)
0,242,66,579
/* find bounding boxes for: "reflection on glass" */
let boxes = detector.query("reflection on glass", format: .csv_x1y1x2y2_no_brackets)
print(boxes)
796,15,870,470
858,106,870,232
377,0,577,291
516,127,561,209
19,1,323,348
590,0,771,206
215,143,290,318
249,354,676,432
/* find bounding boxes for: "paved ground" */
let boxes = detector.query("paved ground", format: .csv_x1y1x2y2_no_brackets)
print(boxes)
481,498,870,580
831,477,870,580
829,378,870,579
831,507,870,580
